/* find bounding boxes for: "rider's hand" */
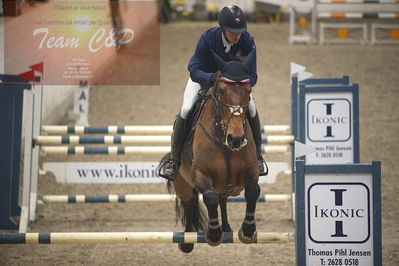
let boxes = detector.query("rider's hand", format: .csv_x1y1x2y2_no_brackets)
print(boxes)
210,73,217,84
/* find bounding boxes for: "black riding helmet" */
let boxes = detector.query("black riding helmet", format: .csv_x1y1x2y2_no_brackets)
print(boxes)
218,5,247,33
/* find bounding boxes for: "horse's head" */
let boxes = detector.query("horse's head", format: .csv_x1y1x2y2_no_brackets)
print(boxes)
211,49,255,151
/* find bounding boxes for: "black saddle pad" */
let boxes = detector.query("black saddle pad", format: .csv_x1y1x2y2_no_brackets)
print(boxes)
184,98,205,143
178,97,207,164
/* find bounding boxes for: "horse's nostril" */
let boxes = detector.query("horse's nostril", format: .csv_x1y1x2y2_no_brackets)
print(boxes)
233,138,241,148
227,134,245,149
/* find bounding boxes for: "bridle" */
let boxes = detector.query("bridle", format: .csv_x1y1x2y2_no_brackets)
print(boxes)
208,72,251,150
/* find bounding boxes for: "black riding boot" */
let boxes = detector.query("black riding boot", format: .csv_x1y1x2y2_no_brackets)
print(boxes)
249,111,268,176
159,115,186,181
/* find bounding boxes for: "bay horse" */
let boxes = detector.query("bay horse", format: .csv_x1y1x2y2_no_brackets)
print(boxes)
161,49,260,253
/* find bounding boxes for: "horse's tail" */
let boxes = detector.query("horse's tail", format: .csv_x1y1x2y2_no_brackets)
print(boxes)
175,189,207,232
166,177,207,232
160,151,206,231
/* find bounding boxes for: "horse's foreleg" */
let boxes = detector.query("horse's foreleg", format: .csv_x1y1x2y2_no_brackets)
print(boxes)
202,190,224,246
193,169,224,246
238,178,260,244
219,196,232,232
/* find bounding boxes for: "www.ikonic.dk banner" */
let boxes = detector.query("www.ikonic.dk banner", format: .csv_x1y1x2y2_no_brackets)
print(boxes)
4,1,160,85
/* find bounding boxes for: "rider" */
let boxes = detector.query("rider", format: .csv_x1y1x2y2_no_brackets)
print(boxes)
159,5,268,180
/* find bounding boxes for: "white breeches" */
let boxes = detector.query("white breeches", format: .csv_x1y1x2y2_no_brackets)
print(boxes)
180,77,257,119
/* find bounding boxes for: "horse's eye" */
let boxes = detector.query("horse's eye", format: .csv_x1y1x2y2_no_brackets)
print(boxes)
219,90,224,95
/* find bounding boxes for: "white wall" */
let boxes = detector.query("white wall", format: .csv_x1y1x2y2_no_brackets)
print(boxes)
41,85,76,124
207,0,256,12
182,0,256,12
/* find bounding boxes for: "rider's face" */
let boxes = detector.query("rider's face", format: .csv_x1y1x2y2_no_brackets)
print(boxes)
223,30,242,44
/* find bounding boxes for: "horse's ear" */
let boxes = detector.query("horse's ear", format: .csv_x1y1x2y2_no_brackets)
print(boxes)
211,50,227,71
244,47,256,69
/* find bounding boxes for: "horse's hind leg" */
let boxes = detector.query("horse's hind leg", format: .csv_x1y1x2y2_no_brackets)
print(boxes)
238,178,260,244
219,196,232,232
174,173,205,253
179,196,196,253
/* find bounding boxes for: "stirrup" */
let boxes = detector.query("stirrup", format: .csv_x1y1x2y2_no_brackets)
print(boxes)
258,158,268,176
159,158,178,181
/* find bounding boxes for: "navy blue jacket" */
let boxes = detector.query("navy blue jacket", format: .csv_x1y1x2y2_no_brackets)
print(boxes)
188,27,257,87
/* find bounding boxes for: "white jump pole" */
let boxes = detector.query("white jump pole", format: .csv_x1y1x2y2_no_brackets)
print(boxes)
0,231,295,244
41,125,291,135
40,145,289,155
35,135,295,145
41,193,292,203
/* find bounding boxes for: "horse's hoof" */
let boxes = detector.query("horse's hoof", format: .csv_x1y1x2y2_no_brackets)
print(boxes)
178,243,194,253
205,232,224,246
238,227,257,244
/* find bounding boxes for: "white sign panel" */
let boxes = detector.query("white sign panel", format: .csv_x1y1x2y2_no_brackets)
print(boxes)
305,92,354,164
305,173,374,266
44,162,288,184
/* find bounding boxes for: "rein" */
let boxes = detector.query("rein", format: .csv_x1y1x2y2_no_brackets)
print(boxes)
196,73,250,196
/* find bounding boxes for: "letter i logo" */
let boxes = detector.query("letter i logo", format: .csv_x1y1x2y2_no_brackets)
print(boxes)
330,189,348,237
324,103,334,138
